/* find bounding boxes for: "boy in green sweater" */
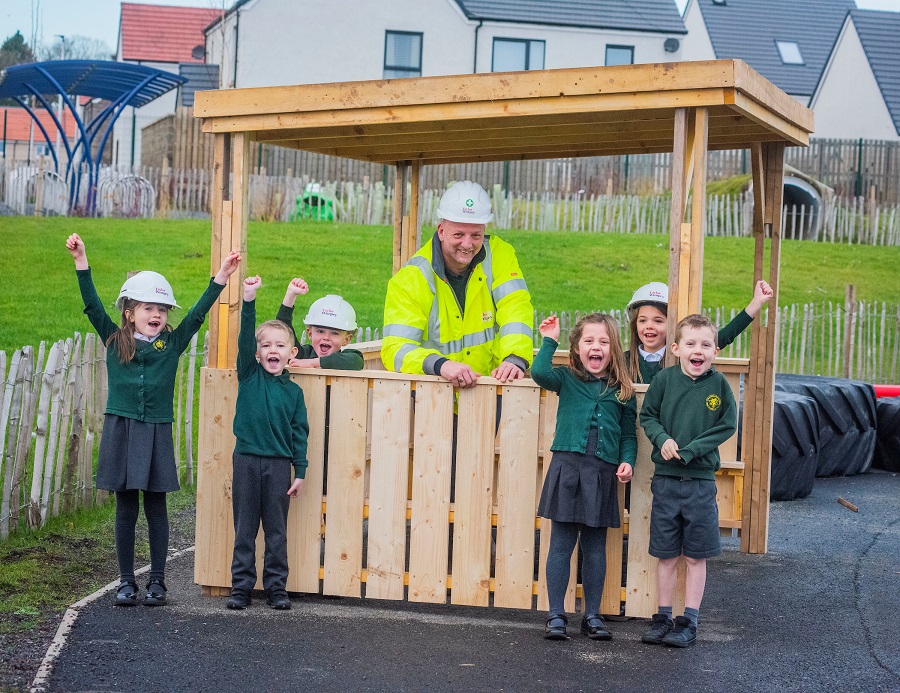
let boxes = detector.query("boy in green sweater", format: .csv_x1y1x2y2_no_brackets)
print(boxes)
227,275,309,611
639,314,737,648
276,278,364,371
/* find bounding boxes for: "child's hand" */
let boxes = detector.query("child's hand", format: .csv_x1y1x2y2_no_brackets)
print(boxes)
746,279,774,318
660,438,681,461
287,478,304,498
66,234,88,270
243,275,262,301
214,250,242,284
615,462,633,483
539,316,560,341
289,357,319,369
287,278,309,297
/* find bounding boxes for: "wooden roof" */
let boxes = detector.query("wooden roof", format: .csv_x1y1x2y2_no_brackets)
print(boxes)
194,59,814,165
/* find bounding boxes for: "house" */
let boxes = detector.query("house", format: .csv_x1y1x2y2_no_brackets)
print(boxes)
112,2,222,168
0,105,77,164
680,0,854,105
203,0,687,89
809,9,900,140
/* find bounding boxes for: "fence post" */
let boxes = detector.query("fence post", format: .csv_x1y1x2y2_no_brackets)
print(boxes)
842,284,856,378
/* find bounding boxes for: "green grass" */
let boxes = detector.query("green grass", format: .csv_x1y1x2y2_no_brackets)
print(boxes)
1,216,899,354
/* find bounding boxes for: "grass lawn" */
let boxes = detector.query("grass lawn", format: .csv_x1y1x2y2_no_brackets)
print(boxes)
1,216,899,353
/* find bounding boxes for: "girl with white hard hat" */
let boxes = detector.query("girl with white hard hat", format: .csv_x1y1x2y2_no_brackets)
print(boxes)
625,279,774,384
66,233,241,607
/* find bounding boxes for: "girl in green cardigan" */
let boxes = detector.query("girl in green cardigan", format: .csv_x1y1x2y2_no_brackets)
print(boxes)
532,313,636,642
66,233,240,608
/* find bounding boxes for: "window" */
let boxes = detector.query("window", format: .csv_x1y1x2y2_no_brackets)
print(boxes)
491,38,545,72
776,40,804,65
605,45,634,67
384,31,423,78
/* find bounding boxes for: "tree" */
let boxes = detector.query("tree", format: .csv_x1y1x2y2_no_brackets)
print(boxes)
0,31,35,71
40,35,113,62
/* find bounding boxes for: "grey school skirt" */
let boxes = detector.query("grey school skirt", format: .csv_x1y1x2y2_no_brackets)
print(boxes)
537,427,622,528
96,414,179,493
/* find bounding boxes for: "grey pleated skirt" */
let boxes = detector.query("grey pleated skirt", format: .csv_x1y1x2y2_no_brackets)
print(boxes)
96,414,179,492
537,427,622,528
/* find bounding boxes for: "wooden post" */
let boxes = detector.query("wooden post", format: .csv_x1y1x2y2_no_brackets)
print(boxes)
842,284,856,378
207,132,230,369
392,162,410,274
409,159,422,254
741,141,785,554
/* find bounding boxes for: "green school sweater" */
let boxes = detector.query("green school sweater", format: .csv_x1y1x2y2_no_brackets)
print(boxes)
639,365,737,480
76,268,222,423
275,304,364,370
234,300,309,478
627,309,755,385
530,338,637,466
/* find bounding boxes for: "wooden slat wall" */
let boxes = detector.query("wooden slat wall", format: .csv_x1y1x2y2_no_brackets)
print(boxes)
195,363,748,617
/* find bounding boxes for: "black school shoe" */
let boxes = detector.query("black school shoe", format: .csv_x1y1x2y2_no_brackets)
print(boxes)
544,613,569,640
114,581,139,607
266,589,291,610
226,589,251,610
580,614,612,640
641,613,675,644
661,616,697,647
144,578,168,606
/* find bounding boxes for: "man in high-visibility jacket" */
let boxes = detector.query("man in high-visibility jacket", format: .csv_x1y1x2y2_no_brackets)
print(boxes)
382,180,534,386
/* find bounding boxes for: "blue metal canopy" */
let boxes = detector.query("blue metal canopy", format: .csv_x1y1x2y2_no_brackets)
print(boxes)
0,60,186,215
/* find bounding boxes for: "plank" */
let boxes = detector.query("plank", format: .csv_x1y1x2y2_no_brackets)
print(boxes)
322,376,368,597
536,391,566,611
450,385,496,607
494,385,540,609
286,373,327,594
408,381,454,603
600,482,626,616
365,379,412,600
625,390,657,618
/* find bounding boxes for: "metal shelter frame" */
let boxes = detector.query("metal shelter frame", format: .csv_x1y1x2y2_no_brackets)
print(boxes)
0,60,185,214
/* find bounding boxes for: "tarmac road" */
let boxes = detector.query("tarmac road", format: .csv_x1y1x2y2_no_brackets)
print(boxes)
42,471,900,693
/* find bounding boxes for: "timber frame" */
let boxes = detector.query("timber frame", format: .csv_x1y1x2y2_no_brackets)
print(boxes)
194,59,812,598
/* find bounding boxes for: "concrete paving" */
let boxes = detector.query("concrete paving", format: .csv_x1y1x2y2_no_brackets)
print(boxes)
43,471,900,692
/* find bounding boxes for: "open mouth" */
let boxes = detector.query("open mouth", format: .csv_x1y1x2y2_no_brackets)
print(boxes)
690,357,705,368
588,355,605,369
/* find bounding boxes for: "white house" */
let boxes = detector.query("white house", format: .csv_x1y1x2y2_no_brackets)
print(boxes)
112,2,222,168
680,0,854,106
809,9,900,140
203,0,687,89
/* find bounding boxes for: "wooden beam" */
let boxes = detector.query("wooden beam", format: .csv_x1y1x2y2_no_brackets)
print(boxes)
392,163,409,275
667,108,689,362
226,132,251,368
688,107,709,312
208,132,230,370
409,159,422,255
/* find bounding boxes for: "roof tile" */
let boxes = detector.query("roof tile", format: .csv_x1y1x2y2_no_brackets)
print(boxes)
120,2,223,64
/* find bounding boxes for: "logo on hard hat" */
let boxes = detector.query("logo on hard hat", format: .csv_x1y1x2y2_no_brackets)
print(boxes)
321,308,338,317
649,291,664,299
155,287,168,296
465,198,474,207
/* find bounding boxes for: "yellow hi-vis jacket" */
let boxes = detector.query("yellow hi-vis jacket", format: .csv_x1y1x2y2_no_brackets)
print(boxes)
382,233,534,376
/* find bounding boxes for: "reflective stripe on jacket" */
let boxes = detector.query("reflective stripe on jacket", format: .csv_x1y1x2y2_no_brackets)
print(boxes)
382,233,534,375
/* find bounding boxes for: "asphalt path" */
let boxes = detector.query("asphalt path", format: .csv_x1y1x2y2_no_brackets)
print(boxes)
42,471,900,693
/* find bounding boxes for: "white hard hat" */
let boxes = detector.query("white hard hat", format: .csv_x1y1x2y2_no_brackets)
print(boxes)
303,295,357,331
626,282,668,319
115,271,180,312
436,180,493,224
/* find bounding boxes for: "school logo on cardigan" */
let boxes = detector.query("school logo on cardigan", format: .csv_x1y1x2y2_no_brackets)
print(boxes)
706,394,721,411
152,338,167,352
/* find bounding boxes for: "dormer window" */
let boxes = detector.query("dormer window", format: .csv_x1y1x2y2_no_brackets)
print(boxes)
776,40,804,65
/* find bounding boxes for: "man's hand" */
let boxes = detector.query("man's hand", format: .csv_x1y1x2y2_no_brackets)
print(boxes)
660,438,681,461
491,361,524,382
243,275,262,302
539,315,560,342
440,360,479,388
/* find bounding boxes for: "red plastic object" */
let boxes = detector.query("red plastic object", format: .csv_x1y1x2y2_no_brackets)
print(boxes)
873,384,900,398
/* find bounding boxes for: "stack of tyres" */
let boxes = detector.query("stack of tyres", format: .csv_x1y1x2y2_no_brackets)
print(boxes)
769,392,820,501
874,397,900,472
774,375,876,477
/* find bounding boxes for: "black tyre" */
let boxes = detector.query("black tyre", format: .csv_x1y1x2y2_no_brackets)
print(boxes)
769,392,819,501
774,375,876,477
874,396,900,472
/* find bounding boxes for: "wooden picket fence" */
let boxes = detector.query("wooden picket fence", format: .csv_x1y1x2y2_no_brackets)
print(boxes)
0,332,206,540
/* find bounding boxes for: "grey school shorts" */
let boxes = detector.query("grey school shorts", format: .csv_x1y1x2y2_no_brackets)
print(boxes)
648,475,721,560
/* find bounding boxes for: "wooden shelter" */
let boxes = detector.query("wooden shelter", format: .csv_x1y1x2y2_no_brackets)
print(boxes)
192,60,813,615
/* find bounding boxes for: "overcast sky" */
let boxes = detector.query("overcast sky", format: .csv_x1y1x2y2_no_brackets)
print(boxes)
3,0,900,55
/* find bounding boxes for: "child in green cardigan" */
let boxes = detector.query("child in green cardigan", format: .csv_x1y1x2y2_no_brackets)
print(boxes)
227,275,309,611
532,313,637,642
625,279,773,384
275,277,364,371
639,314,737,648
66,233,240,607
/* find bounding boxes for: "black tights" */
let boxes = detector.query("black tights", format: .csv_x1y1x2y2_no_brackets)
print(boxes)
546,520,608,617
115,490,168,583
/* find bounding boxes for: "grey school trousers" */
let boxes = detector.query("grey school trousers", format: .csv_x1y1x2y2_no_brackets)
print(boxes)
230,452,292,593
